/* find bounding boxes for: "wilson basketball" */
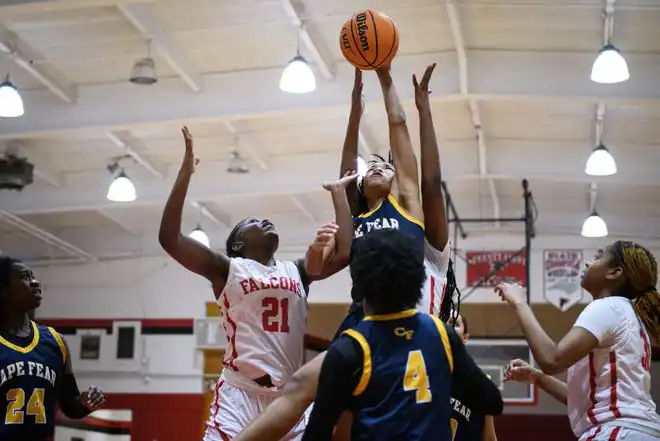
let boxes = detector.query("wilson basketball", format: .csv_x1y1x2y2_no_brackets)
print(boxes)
339,10,399,70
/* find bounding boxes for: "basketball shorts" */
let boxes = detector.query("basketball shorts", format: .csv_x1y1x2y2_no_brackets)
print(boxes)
204,378,310,441
332,302,364,342
580,425,660,441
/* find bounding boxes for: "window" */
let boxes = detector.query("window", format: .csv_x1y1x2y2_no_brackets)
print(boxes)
116,326,136,359
80,335,101,360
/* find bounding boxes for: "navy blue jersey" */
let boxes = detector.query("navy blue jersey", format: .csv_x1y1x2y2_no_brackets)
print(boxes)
451,383,485,441
351,195,424,303
0,322,67,441
343,310,454,441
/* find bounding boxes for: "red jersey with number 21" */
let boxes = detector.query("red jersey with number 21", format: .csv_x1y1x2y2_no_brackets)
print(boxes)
218,257,307,387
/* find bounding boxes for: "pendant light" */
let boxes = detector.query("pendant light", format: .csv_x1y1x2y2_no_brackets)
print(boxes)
107,171,137,202
591,44,629,84
581,211,608,238
585,144,617,176
280,27,315,94
189,225,210,248
0,74,24,118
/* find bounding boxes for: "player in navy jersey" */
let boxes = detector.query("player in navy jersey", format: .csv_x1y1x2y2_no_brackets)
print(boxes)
448,313,499,441
0,256,105,441
301,230,503,441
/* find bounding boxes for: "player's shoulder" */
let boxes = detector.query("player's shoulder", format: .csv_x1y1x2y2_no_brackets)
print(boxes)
580,296,630,318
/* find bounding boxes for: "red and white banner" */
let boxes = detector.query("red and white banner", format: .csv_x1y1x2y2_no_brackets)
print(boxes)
465,250,527,287
543,250,583,311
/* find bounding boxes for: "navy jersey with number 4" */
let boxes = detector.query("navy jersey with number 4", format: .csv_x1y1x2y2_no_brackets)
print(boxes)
0,322,67,441
343,310,454,441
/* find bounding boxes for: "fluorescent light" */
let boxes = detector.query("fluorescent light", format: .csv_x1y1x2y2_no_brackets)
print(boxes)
585,144,617,176
106,172,137,202
591,44,629,84
279,55,316,94
581,212,608,238
189,226,210,248
0,78,24,118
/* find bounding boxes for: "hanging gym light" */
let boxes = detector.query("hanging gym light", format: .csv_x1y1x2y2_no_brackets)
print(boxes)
280,27,315,94
590,4,628,84
581,211,608,238
585,143,617,176
189,225,211,248
0,74,24,118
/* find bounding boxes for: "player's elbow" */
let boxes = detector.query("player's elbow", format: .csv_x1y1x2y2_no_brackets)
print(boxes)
538,360,563,376
282,367,318,405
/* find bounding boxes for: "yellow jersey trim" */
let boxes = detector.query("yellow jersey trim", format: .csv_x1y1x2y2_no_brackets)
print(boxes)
357,195,424,230
342,329,372,396
430,315,454,373
48,327,67,365
386,194,424,229
0,321,40,353
364,309,417,322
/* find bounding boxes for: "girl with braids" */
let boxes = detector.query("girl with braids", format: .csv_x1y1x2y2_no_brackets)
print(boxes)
0,256,105,441
498,240,660,441
159,126,356,441
234,64,460,441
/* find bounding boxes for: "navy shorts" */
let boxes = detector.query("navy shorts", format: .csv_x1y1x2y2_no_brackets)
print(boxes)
332,302,365,342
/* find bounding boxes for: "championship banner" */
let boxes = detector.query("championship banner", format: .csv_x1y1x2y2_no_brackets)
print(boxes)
543,250,583,311
465,250,527,287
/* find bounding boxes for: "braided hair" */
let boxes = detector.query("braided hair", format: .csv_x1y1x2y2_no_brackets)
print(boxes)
355,153,393,216
609,240,660,344
225,218,248,258
439,258,461,323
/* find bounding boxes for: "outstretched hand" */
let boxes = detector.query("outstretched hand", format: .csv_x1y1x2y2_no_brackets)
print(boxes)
181,126,200,174
322,170,360,192
494,282,526,307
310,222,339,251
350,68,364,118
80,385,106,411
413,63,437,110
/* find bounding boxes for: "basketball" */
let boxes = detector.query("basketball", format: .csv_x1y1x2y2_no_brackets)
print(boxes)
339,10,399,70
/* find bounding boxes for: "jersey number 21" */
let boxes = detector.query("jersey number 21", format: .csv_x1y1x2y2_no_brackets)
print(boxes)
403,350,431,403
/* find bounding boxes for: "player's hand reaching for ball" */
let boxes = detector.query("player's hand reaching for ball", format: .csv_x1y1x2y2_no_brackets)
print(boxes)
494,282,526,307
181,126,200,175
322,171,359,193
504,359,542,384
80,385,106,411
413,63,437,111
350,68,364,119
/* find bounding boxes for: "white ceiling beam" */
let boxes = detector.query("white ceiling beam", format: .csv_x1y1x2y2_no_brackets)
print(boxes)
189,200,230,228
446,0,500,227
96,208,140,235
289,195,317,223
280,0,334,80
3,147,660,216
2,140,63,188
0,211,96,261
0,0,155,18
3,50,658,138
0,21,76,103
117,2,203,92
223,121,270,171
106,130,165,178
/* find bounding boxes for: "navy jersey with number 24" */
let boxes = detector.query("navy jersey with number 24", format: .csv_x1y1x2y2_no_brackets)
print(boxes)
0,322,67,441
343,310,454,441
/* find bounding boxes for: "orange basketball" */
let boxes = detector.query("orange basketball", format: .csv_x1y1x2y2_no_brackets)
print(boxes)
339,10,399,70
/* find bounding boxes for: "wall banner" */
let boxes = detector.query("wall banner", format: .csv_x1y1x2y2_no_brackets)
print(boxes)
543,249,583,311
465,250,527,287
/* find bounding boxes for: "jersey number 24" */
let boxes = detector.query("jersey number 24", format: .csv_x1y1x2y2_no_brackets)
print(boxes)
5,388,47,424
262,297,290,333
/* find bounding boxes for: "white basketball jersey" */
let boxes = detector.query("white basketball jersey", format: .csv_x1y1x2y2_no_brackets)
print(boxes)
419,240,451,316
567,296,660,437
217,257,308,387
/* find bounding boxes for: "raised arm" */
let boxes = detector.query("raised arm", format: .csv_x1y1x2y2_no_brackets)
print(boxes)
302,173,359,281
339,68,364,215
414,64,449,250
158,127,229,286
375,67,423,221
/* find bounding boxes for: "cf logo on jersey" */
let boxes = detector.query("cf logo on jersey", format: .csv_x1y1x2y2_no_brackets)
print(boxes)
394,327,414,340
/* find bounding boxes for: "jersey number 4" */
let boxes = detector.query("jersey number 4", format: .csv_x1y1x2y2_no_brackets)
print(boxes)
262,297,290,333
5,388,47,424
403,350,432,403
